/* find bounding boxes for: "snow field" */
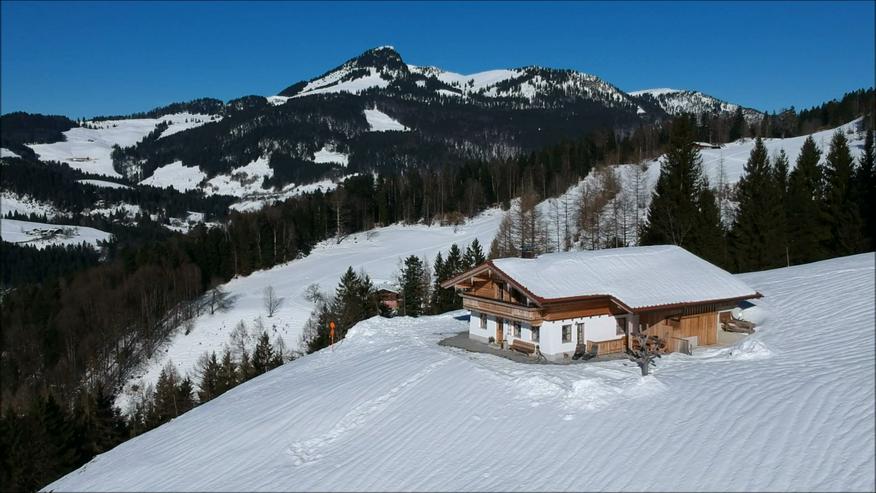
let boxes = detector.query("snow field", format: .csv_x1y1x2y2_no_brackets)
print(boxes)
27,113,219,178
1,191,61,218
364,108,410,132
1,218,112,249
139,160,207,192
47,253,875,491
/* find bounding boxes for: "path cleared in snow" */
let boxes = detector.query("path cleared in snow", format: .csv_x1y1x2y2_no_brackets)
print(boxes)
46,253,875,491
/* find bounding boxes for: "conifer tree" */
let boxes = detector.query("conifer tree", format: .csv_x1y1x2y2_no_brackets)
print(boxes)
786,136,828,263
217,348,238,393
463,238,486,269
640,117,704,249
855,128,875,245
822,131,864,255
690,183,727,267
730,138,787,271
445,244,464,278
429,251,450,313
196,351,221,402
252,331,276,376
399,255,428,316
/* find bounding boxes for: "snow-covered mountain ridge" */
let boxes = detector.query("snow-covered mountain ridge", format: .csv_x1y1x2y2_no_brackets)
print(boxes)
630,87,762,122
280,46,743,115
45,252,876,491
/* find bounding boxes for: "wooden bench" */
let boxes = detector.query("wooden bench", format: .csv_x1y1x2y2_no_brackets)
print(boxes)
510,339,537,355
722,317,756,334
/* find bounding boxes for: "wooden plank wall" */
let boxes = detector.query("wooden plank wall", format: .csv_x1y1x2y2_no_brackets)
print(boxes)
642,311,718,349
587,337,627,354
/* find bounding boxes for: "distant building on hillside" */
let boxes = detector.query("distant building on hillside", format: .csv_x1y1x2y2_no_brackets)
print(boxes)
376,287,400,311
441,245,761,362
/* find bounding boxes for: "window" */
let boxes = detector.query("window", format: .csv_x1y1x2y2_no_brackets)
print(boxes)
576,322,585,344
513,322,521,338
480,313,487,330
532,327,540,343
562,324,572,343
616,318,627,336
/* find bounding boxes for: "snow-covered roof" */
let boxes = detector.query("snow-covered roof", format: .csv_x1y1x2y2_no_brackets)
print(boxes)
490,245,759,310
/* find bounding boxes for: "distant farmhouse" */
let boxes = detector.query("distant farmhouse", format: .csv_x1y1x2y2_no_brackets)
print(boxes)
441,245,761,362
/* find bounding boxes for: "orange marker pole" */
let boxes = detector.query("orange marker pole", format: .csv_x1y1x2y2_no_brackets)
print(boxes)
330,320,336,351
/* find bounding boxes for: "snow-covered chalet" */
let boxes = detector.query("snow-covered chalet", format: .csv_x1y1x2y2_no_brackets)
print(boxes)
441,245,761,361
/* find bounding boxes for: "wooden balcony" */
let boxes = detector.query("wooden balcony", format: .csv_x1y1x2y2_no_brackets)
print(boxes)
461,294,544,325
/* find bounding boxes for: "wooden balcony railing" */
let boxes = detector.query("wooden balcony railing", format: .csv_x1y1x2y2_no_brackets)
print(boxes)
461,294,544,324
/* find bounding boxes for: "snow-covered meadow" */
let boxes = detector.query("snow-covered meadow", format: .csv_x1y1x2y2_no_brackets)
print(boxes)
27,113,219,178
0,218,111,249
46,253,875,491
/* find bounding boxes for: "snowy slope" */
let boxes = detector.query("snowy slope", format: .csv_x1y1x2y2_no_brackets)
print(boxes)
1,218,111,249
27,113,219,178
1,191,61,218
364,108,410,131
114,209,505,411
697,118,866,185
139,161,207,192
47,253,875,492
312,145,349,166
630,88,762,122
76,179,132,190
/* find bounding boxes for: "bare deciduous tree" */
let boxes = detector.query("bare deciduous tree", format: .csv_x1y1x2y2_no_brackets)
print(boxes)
263,286,284,317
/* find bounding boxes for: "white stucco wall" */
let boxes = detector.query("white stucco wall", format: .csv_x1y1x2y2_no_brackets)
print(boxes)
467,310,623,360
538,314,622,360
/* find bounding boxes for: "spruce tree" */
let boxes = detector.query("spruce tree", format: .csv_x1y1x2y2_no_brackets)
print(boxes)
855,128,875,246
197,351,221,402
399,255,428,316
252,332,275,376
786,137,828,263
217,348,238,394
822,131,864,255
463,238,486,269
730,138,787,271
640,117,704,249
445,244,464,277
690,183,727,267
429,251,449,313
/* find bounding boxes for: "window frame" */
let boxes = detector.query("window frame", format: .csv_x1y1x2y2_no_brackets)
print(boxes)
562,324,572,343
616,318,627,336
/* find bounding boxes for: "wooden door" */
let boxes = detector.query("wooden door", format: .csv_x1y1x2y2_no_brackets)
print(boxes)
496,318,504,345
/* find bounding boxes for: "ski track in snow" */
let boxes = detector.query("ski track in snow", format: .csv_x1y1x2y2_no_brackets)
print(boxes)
46,253,874,492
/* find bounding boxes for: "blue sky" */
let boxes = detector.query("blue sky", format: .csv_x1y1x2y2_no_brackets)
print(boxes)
1,1,873,118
